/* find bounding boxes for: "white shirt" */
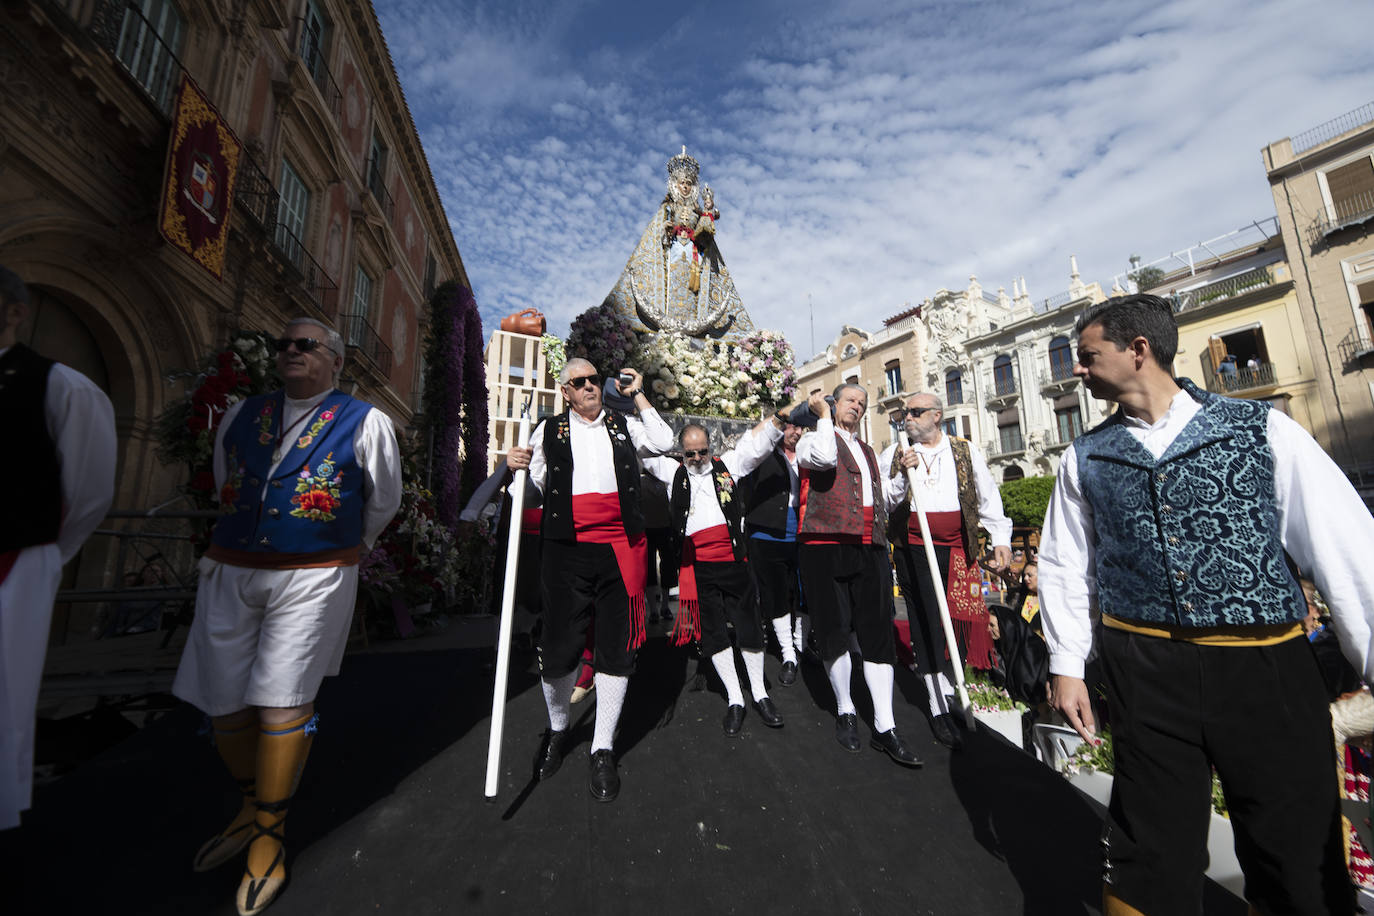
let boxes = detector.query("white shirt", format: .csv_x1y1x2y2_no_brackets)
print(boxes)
215,392,403,549
6,353,118,562
879,436,1012,546
527,406,674,496
642,422,783,536
795,418,904,509
1039,387,1374,681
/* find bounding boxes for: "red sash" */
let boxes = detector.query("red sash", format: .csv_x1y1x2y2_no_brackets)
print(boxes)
520,507,542,536
671,524,736,646
906,510,995,668
907,509,963,546
572,493,647,649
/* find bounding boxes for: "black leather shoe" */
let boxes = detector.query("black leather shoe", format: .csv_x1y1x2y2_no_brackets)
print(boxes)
835,713,861,752
723,704,746,736
753,697,784,728
778,661,798,687
535,729,567,781
930,713,964,750
588,749,619,802
872,728,923,768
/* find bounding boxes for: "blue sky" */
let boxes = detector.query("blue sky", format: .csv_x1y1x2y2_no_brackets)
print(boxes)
375,0,1374,362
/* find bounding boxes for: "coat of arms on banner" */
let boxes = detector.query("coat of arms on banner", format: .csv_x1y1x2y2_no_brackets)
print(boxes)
158,74,242,278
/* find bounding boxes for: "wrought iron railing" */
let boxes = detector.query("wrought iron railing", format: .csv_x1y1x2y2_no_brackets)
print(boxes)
1290,101,1374,155
1174,266,1275,313
110,1,185,114
1206,361,1278,395
1040,290,1074,312
271,223,338,314
1311,188,1374,242
340,312,394,377
1338,327,1374,366
991,375,1019,398
366,156,395,222
234,155,279,234
297,18,342,122
1041,361,1077,386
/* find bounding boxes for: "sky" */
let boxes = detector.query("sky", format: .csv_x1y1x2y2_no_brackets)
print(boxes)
374,0,1374,363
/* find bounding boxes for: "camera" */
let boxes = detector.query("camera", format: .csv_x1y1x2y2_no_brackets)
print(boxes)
618,373,635,388
788,395,835,430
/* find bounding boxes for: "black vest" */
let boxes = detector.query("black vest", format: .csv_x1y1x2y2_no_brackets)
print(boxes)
0,344,63,553
670,458,747,561
740,449,792,536
540,409,645,539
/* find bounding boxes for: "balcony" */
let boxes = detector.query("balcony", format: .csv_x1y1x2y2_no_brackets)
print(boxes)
1205,361,1278,396
1173,266,1276,313
270,224,338,315
1039,364,1079,394
365,156,395,223
234,155,280,234
1338,327,1374,366
987,430,1025,459
340,312,393,378
106,0,185,115
985,376,1019,409
1310,188,1374,244
1042,425,1078,451
297,20,342,123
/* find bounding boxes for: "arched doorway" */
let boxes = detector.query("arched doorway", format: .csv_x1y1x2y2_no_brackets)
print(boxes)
21,286,112,391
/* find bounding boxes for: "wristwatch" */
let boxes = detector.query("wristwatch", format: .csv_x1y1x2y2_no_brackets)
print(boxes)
623,387,642,398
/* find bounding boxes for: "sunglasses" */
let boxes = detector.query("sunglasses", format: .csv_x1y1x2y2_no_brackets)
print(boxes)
565,374,602,390
683,448,710,459
274,337,333,354
905,406,939,418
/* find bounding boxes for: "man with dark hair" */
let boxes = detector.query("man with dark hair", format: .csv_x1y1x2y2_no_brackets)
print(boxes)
174,317,402,916
881,392,1011,748
796,384,921,767
1041,293,1374,915
739,419,807,686
0,265,115,831
506,358,672,802
643,418,785,734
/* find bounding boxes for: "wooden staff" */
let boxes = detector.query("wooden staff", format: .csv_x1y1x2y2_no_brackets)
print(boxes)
898,430,972,720
484,395,532,799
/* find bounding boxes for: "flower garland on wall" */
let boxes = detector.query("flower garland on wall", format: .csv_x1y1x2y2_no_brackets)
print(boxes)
420,281,489,532
154,330,280,507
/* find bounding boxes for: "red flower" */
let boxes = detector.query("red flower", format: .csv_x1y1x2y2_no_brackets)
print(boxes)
190,470,215,493
296,489,339,513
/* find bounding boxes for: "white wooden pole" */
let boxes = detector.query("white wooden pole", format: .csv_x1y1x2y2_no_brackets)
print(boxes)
898,430,972,720
484,400,532,799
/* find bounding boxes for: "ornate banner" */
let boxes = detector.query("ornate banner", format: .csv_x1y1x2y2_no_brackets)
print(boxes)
158,74,241,279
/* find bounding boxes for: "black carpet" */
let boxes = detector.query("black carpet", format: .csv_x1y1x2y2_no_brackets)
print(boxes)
9,636,1245,915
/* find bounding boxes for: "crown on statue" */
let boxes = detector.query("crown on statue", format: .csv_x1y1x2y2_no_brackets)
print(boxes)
666,146,700,183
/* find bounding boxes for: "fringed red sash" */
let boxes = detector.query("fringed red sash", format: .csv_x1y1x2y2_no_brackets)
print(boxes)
909,510,995,669
670,524,735,646
572,493,648,649
0,549,18,587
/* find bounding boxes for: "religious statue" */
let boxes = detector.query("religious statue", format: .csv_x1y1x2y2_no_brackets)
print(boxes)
601,148,756,341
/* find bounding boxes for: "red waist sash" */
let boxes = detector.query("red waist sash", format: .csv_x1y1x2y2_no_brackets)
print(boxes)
908,509,963,546
572,493,647,649
671,524,737,646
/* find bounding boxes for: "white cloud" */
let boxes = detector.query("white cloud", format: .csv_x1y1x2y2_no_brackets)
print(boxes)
375,0,1374,361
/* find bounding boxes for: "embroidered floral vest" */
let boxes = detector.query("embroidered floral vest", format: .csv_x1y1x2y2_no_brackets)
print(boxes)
798,432,888,548
210,390,370,559
670,459,747,561
540,409,645,539
1074,380,1305,628
888,437,981,558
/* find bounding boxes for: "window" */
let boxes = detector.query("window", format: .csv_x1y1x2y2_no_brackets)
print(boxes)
1325,156,1374,223
352,266,374,324
1054,403,1083,444
841,343,858,360
275,160,310,270
1359,280,1374,343
942,418,957,438
945,368,963,405
423,251,437,301
884,361,902,396
115,0,185,113
996,408,1022,454
367,134,388,201
300,0,330,80
993,354,1016,396
1048,336,1074,381
1003,466,1025,483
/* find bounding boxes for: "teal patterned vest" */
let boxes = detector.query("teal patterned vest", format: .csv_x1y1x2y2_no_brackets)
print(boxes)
1074,379,1305,628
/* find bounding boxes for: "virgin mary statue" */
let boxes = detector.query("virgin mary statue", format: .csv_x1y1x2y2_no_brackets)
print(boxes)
602,148,756,341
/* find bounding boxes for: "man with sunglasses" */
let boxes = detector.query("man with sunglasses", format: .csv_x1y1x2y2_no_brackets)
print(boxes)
796,385,921,767
881,393,1011,750
0,266,115,833
642,418,786,735
506,357,672,802
173,318,401,916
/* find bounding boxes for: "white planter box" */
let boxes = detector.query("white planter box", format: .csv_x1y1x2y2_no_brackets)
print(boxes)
973,708,1023,748
1065,769,1244,899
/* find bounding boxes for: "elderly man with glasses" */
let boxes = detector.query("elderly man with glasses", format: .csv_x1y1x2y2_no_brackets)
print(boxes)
506,357,672,802
880,393,1011,750
173,318,401,916
642,417,786,735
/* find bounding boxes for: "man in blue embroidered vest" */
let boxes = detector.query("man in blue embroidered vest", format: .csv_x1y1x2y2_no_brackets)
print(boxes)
643,419,785,735
506,357,673,802
796,385,921,768
173,318,402,916
0,265,115,831
1040,294,1374,916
